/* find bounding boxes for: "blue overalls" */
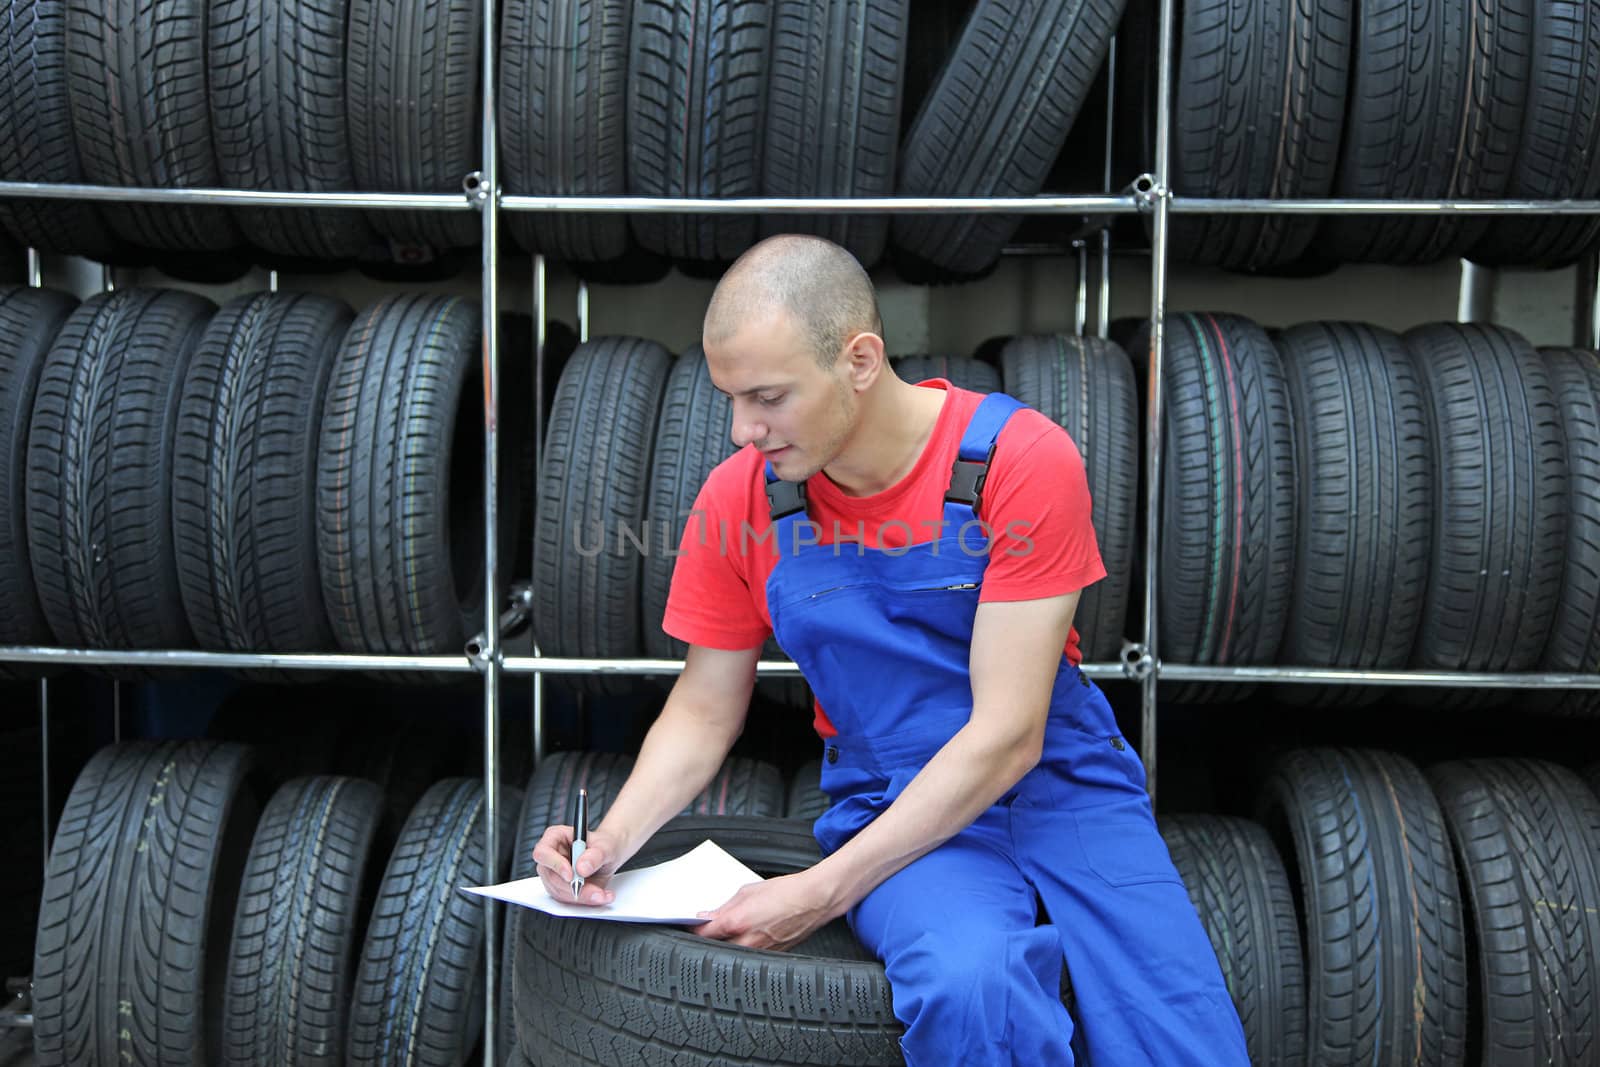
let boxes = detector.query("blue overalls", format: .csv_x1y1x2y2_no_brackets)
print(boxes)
763,393,1249,1066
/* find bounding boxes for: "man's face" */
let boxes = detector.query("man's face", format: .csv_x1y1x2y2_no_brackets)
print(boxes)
703,307,856,482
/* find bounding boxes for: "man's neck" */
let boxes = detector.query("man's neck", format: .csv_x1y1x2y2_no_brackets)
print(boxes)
824,382,947,497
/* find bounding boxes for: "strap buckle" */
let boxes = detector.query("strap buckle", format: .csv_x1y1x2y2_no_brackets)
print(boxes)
765,478,808,520
944,442,998,511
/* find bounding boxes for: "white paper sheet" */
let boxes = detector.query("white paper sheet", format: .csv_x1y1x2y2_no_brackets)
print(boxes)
460,839,764,924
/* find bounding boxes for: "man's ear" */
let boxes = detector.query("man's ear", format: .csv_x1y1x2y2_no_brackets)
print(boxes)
842,331,886,391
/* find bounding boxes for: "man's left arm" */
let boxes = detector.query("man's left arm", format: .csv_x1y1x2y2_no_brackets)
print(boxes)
692,591,1079,949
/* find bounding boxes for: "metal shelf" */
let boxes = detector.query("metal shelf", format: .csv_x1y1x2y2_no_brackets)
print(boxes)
0,180,477,211
1157,664,1600,689
0,647,478,672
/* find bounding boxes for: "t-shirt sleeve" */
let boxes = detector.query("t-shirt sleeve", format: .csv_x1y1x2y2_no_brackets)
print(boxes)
977,417,1107,602
660,467,773,651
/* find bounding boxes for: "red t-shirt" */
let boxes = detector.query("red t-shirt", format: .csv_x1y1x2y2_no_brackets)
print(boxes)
661,380,1107,737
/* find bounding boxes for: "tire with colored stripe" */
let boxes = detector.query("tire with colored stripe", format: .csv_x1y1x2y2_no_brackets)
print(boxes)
1276,322,1431,698
1536,347,1600,715
627,0,771,267
1141,313,1295,698
892,0,1126,276
1168,0,1351,271
1159,814,1306,1067
1429,759,1600,1063
316,294,515,657
891,354,1000,393
347,777,517,1067
642,347,809,709
222,776,385,1067
760,0,909,268
999,335,1139,662
1469,1,1600,266
531,337,672,693
1258,748,1467,1065
27,288,215,658
515,816,901,1065
174,292,352,668
31,741,261,1067
1404,325,1566,682
1321,0,1529,263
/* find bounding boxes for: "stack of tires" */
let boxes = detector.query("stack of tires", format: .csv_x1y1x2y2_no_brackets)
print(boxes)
0,285,519,671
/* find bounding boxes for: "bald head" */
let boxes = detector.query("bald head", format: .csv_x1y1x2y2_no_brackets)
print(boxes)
704,235,882,369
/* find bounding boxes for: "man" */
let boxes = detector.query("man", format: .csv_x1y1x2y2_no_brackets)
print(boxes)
534,234,1249,1065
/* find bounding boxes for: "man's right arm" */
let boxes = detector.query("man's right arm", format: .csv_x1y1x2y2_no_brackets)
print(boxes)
532,642,761,901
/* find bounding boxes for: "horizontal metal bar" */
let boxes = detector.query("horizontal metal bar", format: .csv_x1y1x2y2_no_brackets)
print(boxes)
0,647,476,672
502,655,1130,681
501,194,1141,215
1159,664,1600,688
0,1014,32,1029
0,181,474,211
1172,197,1600,216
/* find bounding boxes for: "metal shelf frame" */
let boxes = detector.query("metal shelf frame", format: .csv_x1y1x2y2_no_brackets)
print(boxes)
5,0,1600,1051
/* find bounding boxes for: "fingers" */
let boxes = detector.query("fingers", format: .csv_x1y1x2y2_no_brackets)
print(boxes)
529,825,616,907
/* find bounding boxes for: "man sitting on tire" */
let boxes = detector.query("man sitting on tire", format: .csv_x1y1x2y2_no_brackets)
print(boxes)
534,234,1249,1066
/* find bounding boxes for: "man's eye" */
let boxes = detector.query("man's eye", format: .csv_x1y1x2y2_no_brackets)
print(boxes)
759,394,784,406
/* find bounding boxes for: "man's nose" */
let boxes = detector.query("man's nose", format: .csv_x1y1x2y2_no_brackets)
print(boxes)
730,409,766,448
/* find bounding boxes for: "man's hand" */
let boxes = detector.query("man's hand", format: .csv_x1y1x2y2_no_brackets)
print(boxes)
691,871,839,952
531,824,623,907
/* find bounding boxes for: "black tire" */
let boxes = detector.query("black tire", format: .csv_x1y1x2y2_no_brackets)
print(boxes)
208,0,374,259
27,288,215,654
32,741,261,1067
1276,323,1431,694
0,288,76,663
347,0,482,250
1167,0,1351,271
515,816,901,1065
347,777,517,1067
627,0,771,264
1259,748,1467,1066
317,294,506,656
786,757,829,821
1429,759,1600,1064
892,0,1126,277
682,756,785,818
531,337,672,692
1536,348,1600,714
998,335,1139,662
223,776,385,1067
760,0,909,268
1322,0,1532,263
174,293,352,667
499,0,632,266
890,354,1000,393
0,0,125,259
1159,814,1307,1067
64,0,241,250
1470,2,1600,266
1404,324,1567,674
1141,313,1295,698
641,347,808,708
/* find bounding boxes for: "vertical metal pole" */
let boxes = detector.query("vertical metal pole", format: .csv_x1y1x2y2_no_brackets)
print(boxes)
478,0,503,1057
39,680,50,877
1142,0,1179,806
268,269,280,294
577,277,590,344
101,264,115,292
1074,241,1088,337
1576,249,1600,349
1098,39,1116,340
532,254,548,766
113,682,121,744
26,248,42,288
1457,259,1492,323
